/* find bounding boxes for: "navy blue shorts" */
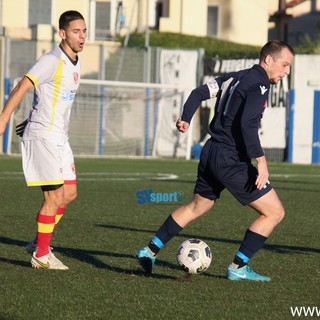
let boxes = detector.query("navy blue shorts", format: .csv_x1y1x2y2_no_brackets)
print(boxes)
193,139,272,205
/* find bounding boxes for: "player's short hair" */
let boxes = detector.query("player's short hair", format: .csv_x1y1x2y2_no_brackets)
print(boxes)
59,10,85,30
259,40,295,62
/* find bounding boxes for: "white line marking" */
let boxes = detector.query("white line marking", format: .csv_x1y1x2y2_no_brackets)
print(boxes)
0,172,179,181
1,172,320,181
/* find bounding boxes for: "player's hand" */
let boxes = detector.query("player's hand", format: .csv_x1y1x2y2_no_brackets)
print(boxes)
255,156,270,190
15,119,28,137
176,118,189,133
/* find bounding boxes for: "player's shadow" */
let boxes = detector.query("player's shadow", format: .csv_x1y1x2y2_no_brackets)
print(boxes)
96,223,320,255
0,236,190,280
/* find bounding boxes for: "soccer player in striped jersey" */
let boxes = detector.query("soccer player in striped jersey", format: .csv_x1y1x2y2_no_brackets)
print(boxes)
0,10,87,269
136,40,294,281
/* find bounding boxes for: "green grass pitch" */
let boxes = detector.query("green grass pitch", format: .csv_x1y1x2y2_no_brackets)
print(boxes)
0,156,319,320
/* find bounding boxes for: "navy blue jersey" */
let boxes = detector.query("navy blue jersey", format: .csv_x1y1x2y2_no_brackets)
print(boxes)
181,65,269,160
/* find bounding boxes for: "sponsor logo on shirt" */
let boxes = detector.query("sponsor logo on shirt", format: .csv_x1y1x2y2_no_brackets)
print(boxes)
61,90,77,101
260,85,268,95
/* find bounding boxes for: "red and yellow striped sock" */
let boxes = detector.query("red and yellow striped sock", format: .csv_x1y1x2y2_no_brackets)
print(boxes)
35,213,55,258
55,207,65,227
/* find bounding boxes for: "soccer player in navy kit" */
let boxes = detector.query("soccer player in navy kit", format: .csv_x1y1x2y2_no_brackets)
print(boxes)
136,40,295,281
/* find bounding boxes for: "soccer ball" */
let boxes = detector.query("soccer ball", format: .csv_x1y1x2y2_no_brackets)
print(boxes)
176,238,212,274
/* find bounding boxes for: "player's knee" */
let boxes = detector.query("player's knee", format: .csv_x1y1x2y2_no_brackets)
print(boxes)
70,190,77,202
188,196,214,218
45,189,65,208
273,206,285,225
63,184,77,205
278,207,285,223
64,189,77,205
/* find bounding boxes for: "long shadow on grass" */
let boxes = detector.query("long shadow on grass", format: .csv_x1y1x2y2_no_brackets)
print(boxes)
56,245,225,280
97,224,320,255
0,236,192,280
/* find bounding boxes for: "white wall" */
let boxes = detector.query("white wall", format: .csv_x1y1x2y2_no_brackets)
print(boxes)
291,55,320,164
229,0,269,46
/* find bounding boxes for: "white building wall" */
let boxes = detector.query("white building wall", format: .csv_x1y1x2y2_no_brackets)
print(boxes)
292,55,320,164
159,0,207,36
228,0,269,46
2,0,27,27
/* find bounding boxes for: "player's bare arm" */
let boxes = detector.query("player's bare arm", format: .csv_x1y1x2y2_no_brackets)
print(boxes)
176,118,189,133
0,77,33,136
255,155,270,190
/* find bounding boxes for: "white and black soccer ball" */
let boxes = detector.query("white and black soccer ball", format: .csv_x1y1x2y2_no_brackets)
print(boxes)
176,238,212,274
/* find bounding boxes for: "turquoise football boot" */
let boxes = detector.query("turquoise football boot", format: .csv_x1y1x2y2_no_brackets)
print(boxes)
227,265,271,282
135,247,156,274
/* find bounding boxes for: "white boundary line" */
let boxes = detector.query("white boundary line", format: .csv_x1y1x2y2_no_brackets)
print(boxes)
0,172,179,181
1,172,320,181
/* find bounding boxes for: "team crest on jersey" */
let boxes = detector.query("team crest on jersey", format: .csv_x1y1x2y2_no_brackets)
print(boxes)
73,72,79,84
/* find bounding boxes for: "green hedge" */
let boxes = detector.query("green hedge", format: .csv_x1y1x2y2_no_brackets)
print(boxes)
120,31,319,57
121,31,261,59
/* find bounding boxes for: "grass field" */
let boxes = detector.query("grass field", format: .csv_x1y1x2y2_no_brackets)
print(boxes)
0,156,319,320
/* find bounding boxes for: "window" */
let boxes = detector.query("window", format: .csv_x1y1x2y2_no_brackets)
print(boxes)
28,0,52,26
207,5,218,37
155,0,170,30
95,1,111,40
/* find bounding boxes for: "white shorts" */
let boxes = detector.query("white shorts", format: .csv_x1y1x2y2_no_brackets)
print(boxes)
21,139,76,187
